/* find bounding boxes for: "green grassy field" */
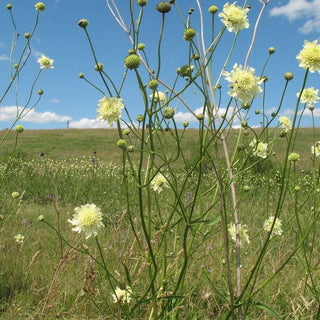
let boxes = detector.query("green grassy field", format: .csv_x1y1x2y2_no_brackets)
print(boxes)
1,128,320,319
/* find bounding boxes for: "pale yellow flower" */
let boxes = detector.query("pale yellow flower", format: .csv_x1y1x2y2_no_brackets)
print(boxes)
249,138,268,158
279,116,292,132
224,63,262,104
263,216,282,238
219,2,249,33
151,173,168,193
14,234,25,244
68,203,104,239
97,96,124,126
311,141,320,158
228,222,250,245
297,87,319,107
149,91,166,103
297,40,320,73
112,286,133,304
37,54,54,69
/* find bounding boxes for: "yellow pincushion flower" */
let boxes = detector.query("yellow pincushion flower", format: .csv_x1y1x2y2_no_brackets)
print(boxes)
97,96,124,126
296,40,320,73
68,203,105,239
279,116,292,132
219,2,249,33
297,87,319,107
151,173,168,193
224,63,262,104
37,54,54,69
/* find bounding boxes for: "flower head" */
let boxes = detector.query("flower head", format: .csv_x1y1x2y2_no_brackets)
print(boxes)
151,173,168,193
263,216,282,238
97,96,124,126
37,54,54,70
228,222,250,245
68,203,104,239
35,2,45,11
296,40,320,73
297,87,319,107
249,138,268,158
219,2,249,33
224,63,262,104
112,286,133,304
279,116,292,133
14,234,25,244
311,141,320,158
149,91,166,103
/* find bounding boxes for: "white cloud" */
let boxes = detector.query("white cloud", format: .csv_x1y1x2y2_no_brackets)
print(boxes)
50,98,60,104
0,54,9,61
69,118,115,129
270,0,320,34
0,106,71,123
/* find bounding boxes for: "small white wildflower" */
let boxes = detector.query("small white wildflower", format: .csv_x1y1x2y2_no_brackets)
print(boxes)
149,91,166,103
151,173,168,193
279,116,292,133
228,222,250,245
97,96,124,126
68,203,105,239
297,87,319,107
37,54,54,69
296,40,320,73
249,138,268,159
263,216,282,238
311,141,320,158
112,286,133,304
14,234,25,244
219,2,249,33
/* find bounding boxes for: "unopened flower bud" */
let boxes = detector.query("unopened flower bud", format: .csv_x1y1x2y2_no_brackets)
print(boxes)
148,79,159,90
15,125,24,133
78,19,89,28
242,102,250,110
288,152,300,162
35,2,45,11
294,186,301,192
268,47,275,54
124,54,141,69
168,0,175,3
183,121,189,128
136,114,144,122
38,89,44,95
196,113,204,121
137,43,145,50
309,105,315,111
24,33,31,39
94,62,103,71
7,4,13,10
193,54,200,60
208,5,218,14
183,27,196,41
162,106,175,119
241,120,247,128
243,185,251,192
138,0,148,6
123,128,131,135
116,139,126,148
156,1,171,13
255,109,260,114
12,191,20,199
14,64,19,69
38,215,45,222
284,72,294,81
79,73,85,78
127,145,135,152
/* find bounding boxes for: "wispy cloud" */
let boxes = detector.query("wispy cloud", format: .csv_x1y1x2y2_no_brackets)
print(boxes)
69,118,115,129
0,54,9,61
0,106,71,123
270,0,320,34
50,98,61,104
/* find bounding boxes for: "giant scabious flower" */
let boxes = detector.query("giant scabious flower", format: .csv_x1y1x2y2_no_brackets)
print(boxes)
250,138,268,158
279,116,292,133
263,216,283,238
228,222,250,245
311,141,320,158
37,54,54,69
219,2,249,33
297,87,319,107
297,40,320,73
97,96,124,126
224,63,262,104
151,173,168,193
112,286,133,304
68,203,105,239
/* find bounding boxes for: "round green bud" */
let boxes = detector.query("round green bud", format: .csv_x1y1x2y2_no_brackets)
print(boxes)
242,102,250,110
193,54,200,60
208,5,218,14
78,19,89,28
136,114,144,122
156,1,172,13
241,120,247,128
38,89,44,95
243,185,251,192
183,121,189,128
127,145,135,153
162,106,175,119
243,129,249,136
24,33,31,39
255,109,260,114
35,2,45,11
288,152,300,162
94,62,103,71
168,0,175,3
262,75,269,82
7,4,13,10
116,139,126,148
123,128,131,135
183,27,196,41
38,215,45,222
284,72,294,81
138,0,148,6
14,64,19,69
188,8,194,14
268,47,276,54
317,188,320,193
177,65,193,77
216,84,222,89
124,54,141,69
79,73,85,78
271,112,276,118
137,43,145,50
309,105,315,111
11,191,20,199
294,186,301,192
196,113,204,121
148,79,159,90
15,125,24,133
279,130,287,138
128,48,136,55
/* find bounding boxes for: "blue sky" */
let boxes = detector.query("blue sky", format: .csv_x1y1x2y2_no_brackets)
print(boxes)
0,0,320,130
